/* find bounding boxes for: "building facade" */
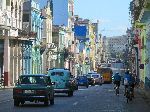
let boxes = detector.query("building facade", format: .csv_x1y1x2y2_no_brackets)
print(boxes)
0,0,24,86
130,0,150,89
23,0,43,74
52,0,75,74
41,0,53,73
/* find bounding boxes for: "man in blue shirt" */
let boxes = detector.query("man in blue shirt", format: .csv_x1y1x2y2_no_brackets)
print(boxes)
113,72,121,89
124,70,135,96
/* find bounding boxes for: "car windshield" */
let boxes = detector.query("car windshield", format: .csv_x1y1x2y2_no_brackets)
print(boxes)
20,76,47,85
92,74,100,78
78,76,86,79
86,74,92,78
51,72,64,76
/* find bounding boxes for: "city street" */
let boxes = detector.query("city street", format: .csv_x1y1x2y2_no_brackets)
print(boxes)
0,84,150,112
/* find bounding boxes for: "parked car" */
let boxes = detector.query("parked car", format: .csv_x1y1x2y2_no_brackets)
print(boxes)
13,74,55,106
48,68,75,96
86,74,95,86
77,76,89,88
70,75,78,90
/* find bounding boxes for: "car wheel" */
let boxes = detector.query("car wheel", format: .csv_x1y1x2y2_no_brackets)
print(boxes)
44,97,49,106
14,99,20,106
21,101,25,105
50,98,54,105
68,91,73,97
76,86,78,90
86,85,89,88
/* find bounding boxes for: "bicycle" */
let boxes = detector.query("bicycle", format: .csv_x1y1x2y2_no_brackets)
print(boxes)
115,85,119,95
125,86,133,103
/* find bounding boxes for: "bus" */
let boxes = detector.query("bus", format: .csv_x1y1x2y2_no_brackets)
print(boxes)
97,67,113,83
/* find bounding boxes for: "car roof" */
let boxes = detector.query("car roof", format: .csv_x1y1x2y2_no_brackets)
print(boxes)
49,68,70,71
20,74,47,77
48,68,71,73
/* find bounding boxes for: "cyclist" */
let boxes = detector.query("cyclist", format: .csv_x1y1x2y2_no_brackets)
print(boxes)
113,72,121,94
130,73,135,97
124,70,135,96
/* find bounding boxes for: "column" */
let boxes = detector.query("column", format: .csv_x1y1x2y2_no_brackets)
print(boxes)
3,37,10,86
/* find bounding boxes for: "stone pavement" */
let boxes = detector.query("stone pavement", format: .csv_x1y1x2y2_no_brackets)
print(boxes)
135,87,150,106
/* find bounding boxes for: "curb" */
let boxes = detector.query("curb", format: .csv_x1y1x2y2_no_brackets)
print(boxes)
0,86,14,90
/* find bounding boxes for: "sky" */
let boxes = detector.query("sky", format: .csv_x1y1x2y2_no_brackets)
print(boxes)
40,0,132,37
74,0,132,37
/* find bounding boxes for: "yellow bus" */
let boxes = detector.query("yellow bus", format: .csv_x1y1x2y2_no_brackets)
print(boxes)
97,67,113,83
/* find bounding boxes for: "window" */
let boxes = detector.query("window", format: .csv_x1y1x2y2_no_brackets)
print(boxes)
15,2,17,18
0,0,2,10
6,0,10,6
20,76,46,85
23,14,29,22
51,72,64,76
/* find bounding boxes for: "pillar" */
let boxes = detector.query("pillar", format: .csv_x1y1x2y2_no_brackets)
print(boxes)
3,37,10,86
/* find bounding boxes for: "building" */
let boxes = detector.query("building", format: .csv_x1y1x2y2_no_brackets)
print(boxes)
0,0,24,86
41,0,53,73
52,0,75,74
74,16,99,74
23,0,43,74
107,35,128,54
129,0,150,89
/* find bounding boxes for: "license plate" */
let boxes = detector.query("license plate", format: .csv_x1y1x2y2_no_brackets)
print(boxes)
25,90,34,94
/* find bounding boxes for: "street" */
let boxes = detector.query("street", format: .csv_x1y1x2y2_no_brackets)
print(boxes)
0,84,150,112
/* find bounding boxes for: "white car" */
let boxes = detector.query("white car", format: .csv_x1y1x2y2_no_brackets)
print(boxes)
88,72,103,85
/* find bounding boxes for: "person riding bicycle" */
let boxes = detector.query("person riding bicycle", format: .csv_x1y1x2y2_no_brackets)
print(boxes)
124,70,135,96
113,72,121,89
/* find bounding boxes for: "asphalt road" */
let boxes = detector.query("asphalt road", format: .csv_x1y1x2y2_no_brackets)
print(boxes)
0,84,150,112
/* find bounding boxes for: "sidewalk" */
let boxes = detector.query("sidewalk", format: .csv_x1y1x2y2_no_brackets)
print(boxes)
0,86,14,90
135,87,150,105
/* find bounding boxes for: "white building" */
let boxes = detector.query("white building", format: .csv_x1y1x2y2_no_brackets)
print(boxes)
107,35,128,53
0,0,23,86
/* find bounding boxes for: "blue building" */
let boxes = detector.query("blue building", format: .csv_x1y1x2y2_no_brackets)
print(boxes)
23,0,43,74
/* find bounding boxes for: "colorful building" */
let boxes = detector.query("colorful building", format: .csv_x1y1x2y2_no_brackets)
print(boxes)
130,0,150,89
52,0,75,74
23,0,43,74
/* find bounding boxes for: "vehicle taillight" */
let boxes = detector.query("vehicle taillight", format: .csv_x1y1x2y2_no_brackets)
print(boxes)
15,89,23,94
36,90,46,94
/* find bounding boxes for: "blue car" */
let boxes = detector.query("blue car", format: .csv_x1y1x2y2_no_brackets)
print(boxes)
77,76,89,88
48,68,75,97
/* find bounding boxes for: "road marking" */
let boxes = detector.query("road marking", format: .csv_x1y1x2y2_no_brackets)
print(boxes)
73,101,78,106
